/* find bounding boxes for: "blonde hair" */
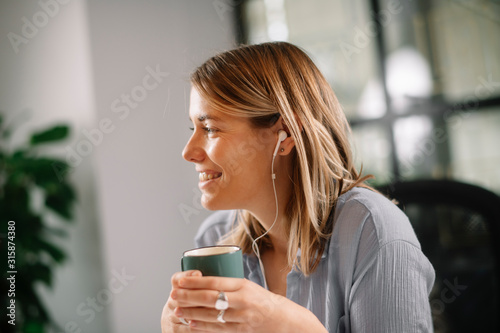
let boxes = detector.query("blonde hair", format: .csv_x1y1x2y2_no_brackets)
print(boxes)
191,42,373,275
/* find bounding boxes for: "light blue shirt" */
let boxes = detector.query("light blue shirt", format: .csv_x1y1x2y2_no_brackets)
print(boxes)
194,187,435,332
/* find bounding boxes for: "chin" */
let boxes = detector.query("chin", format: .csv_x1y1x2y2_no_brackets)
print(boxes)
201,196,223,211
201,195,239,211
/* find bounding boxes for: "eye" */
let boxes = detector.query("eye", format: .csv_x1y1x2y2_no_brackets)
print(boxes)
203,127,218,135
189,125,219,135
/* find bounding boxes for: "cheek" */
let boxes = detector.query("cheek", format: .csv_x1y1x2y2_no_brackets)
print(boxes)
228,144,268,178
207,137,273,182
237,148,273,186
206,143,232,170
209,142,247,173
205,141,230,165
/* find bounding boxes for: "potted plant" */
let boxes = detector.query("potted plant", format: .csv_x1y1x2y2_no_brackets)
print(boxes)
0,112,76,333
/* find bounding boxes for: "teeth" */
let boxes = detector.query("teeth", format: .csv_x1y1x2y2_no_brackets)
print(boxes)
199,172,222,182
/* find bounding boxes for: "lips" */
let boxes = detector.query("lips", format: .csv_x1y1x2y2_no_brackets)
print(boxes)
199,172,222,182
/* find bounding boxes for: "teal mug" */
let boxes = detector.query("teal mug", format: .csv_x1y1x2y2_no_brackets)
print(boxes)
181,245,244,278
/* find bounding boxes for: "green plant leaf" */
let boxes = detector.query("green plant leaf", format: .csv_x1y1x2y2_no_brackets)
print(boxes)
12,149,26,159
29,158,71,187
45,183,76,220
28,262,52,287
49,159,72,183
2,183,30,214
4,151,34,185
23,320,45,333
39,240,66,264
30,125,69,145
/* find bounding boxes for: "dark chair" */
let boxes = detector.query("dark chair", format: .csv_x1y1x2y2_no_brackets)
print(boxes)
377,179,500,333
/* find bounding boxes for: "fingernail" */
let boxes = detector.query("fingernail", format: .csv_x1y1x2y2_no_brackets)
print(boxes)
190,320,197,327
170,290,177,299
179,279,186,287
174,308,183,317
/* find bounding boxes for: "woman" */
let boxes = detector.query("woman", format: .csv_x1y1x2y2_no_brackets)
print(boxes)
162,42,435,332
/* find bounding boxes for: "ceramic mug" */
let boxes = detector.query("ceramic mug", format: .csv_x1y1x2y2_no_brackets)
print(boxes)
181,245,244,278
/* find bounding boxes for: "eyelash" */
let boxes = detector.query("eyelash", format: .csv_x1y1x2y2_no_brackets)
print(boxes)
189,126,218,134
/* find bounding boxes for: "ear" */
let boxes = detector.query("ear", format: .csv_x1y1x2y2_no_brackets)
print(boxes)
272,115,300,156
277,135,295,156
275,122,295,156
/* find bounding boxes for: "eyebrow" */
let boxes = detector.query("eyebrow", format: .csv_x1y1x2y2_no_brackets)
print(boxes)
189,114,223,122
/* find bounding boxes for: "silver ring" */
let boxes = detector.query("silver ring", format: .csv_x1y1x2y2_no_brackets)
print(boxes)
217,310,226,323
179,318,189,325
215,291,229,310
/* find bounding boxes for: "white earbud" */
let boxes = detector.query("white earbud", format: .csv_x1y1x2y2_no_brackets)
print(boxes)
272,130,288,157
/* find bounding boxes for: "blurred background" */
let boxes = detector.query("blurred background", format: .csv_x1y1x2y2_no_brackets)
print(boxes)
0,0,499,332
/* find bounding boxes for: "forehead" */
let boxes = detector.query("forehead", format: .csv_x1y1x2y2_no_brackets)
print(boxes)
188,87,234,124
188,88,217,120
188,87,205,116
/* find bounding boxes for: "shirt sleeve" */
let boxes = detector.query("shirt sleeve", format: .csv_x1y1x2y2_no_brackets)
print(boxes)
349,240,435,333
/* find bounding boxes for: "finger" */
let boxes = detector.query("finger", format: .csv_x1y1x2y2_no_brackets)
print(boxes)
172,289,222,308
188,319,239,332
167,297,179,311
177,275,245,292
176,306,241,324
169,313,200,332
161,305,190,333
174,321,200,333
171,270,202,288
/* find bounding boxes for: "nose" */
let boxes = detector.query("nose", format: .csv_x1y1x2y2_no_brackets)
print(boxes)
182,131,204,163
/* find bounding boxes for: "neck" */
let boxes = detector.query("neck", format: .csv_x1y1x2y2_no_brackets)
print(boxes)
248,156,293,256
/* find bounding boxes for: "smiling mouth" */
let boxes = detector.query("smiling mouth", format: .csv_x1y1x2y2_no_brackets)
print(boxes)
199,172,222,182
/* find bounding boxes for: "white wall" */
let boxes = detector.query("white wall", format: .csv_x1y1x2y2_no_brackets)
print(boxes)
0,1,109,332
85,1,235,332
1,0,235,332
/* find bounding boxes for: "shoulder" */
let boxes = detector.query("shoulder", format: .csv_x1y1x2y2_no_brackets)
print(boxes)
329,187,434,289
194,210,236,247
333,187,420,249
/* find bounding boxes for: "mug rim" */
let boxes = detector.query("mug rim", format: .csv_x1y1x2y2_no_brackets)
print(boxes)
183,245,241,257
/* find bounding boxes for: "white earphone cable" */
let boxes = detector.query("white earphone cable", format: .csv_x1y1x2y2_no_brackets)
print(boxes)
250,150,280,290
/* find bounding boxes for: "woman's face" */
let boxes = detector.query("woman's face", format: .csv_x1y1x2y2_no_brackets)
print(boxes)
182,88,278,211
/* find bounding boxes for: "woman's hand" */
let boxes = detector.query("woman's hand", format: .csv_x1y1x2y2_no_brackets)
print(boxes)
162,271,202,332
163,270,327,332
